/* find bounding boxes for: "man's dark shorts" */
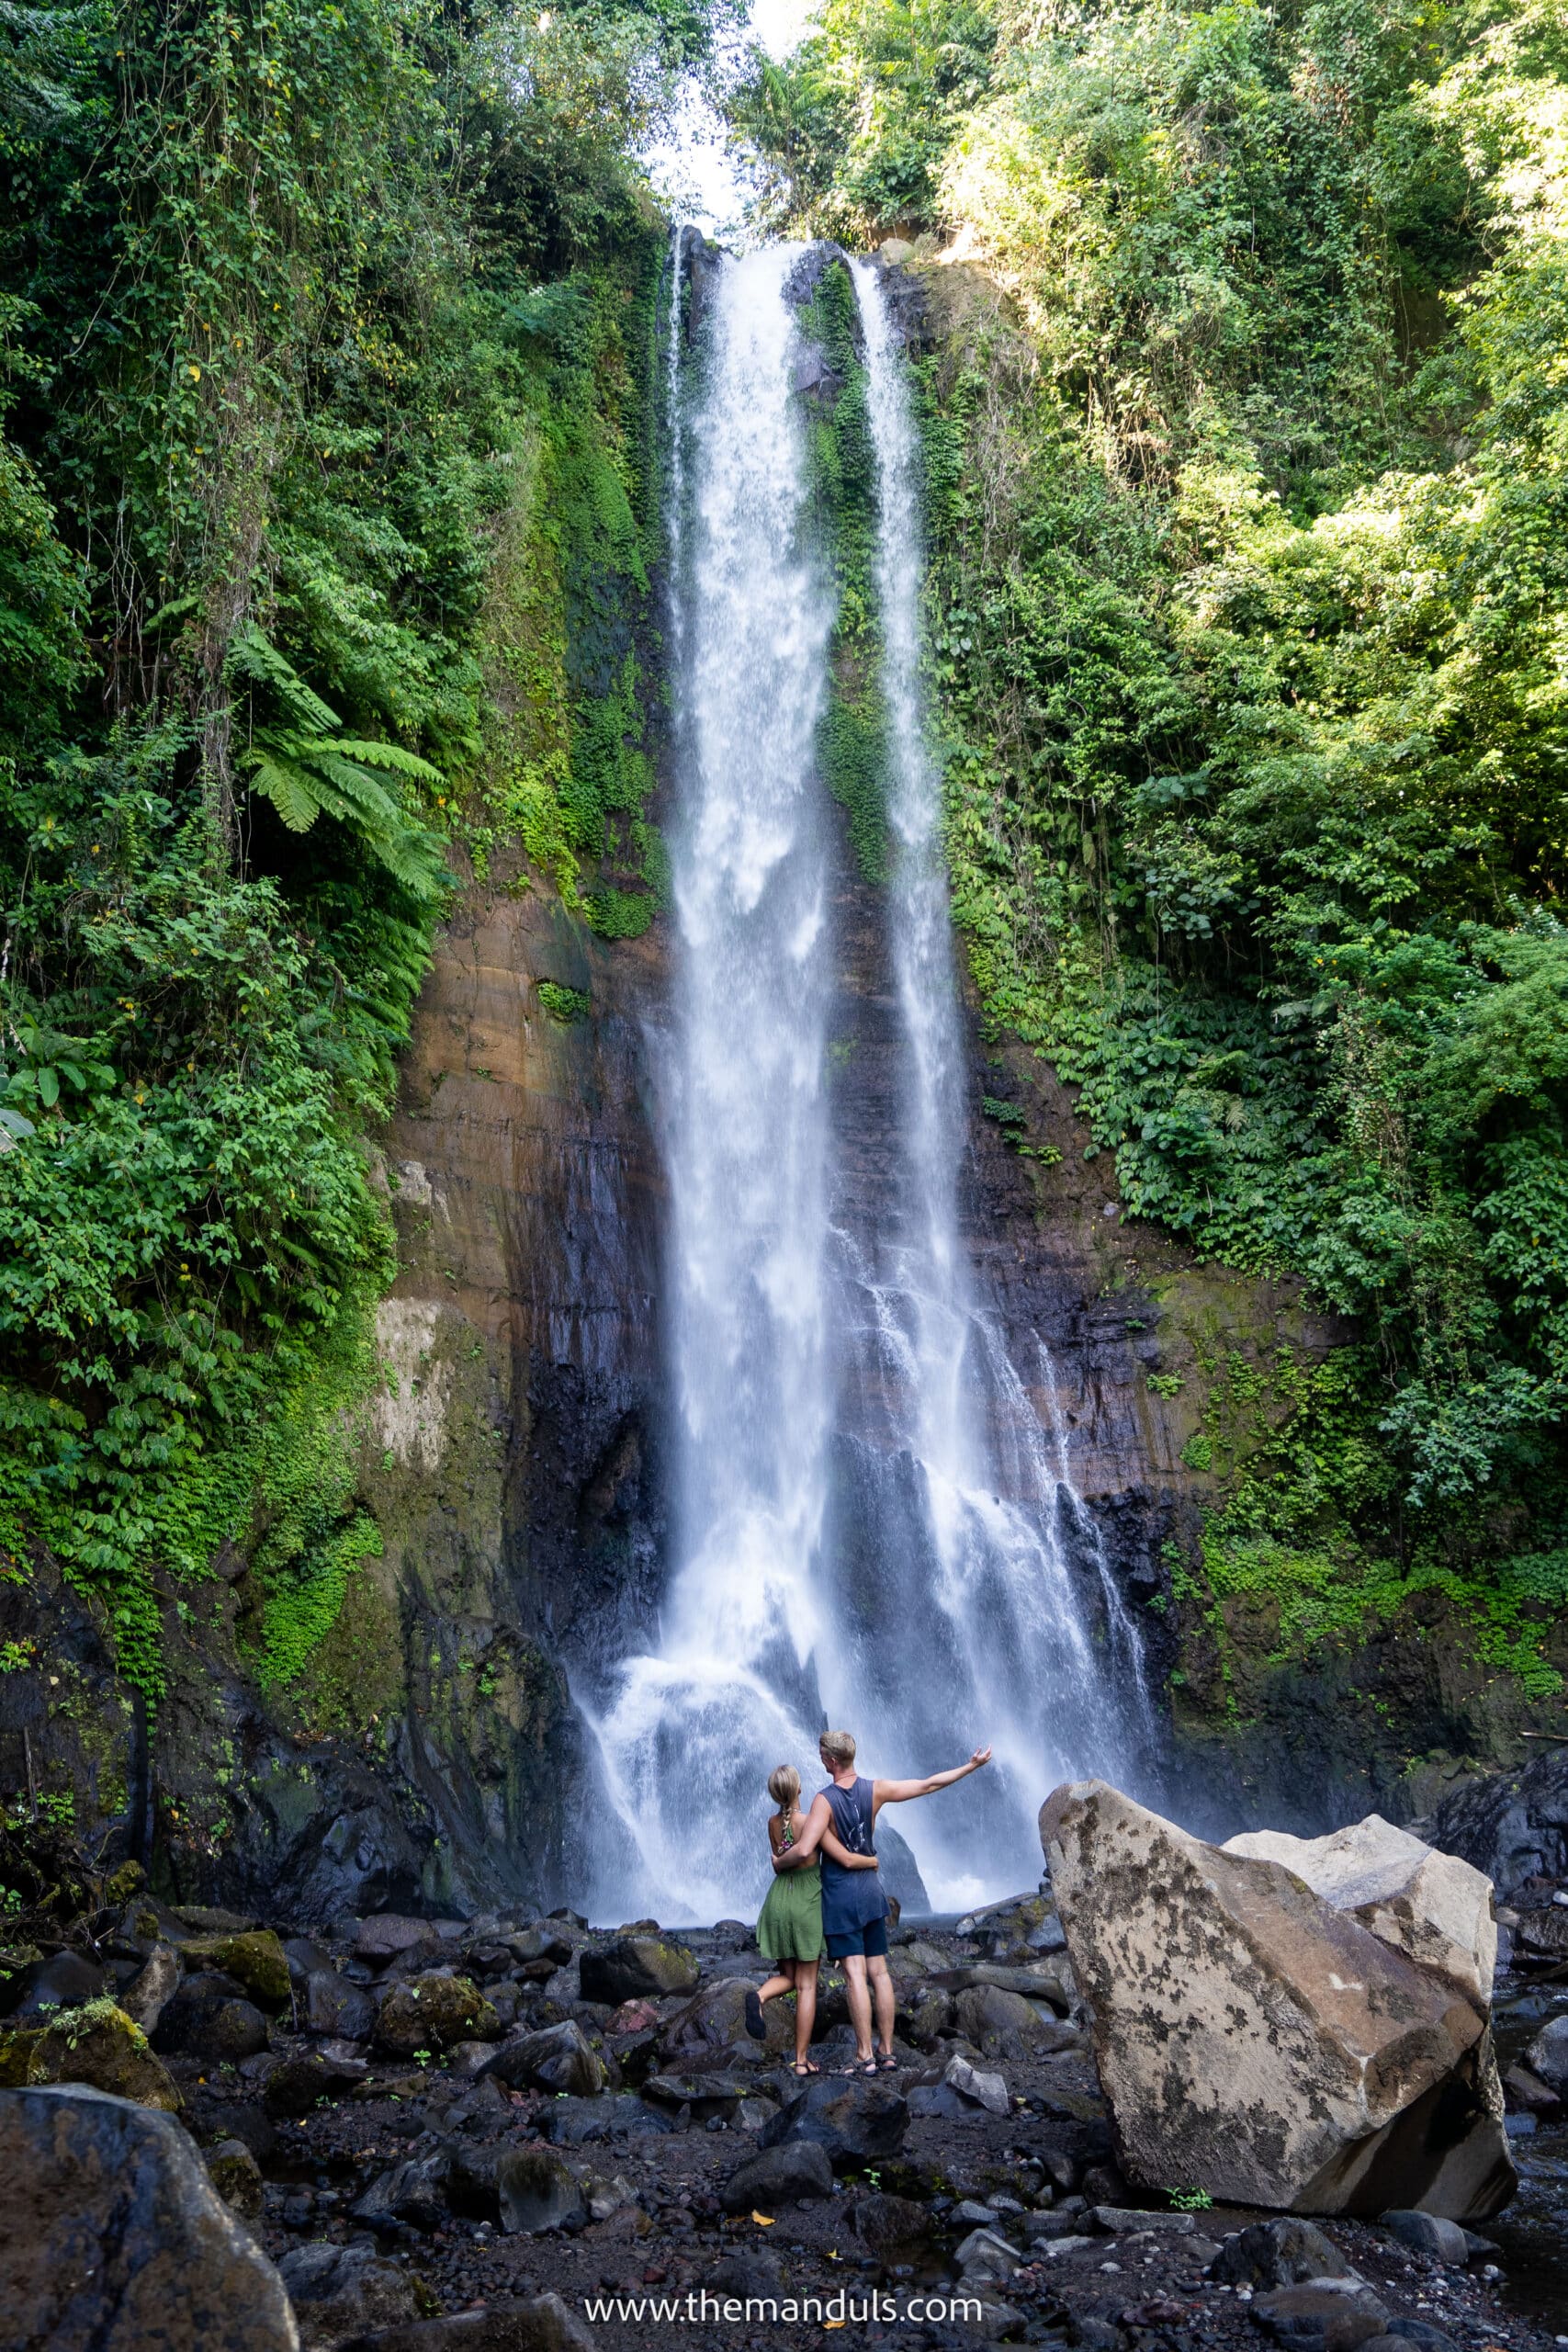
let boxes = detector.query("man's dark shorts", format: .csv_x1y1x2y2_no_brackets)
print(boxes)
825,1918,889,1962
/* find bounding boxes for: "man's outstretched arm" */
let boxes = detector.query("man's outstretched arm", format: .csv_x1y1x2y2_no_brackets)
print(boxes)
873,1746,992,1809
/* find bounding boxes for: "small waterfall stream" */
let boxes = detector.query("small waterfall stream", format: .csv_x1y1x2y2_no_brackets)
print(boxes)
580,238,1145,1922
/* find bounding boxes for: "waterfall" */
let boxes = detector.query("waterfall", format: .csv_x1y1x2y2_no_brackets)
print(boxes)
581,244,839,1922
578,238,1145,1923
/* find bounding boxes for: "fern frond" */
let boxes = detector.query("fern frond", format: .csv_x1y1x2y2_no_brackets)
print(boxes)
245,752,323,832
228,626,342,734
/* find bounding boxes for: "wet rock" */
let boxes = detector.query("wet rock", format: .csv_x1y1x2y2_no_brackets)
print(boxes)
304,1966,376,2041
1210,2219,1354,2286
1092,2205,1197,2234
853,2189,933,2255
1224,1817,1497,2007
479,2018,606,2096
706,2248,785,2295
357,1916,440,1967
719,2137,834,2211
541,2091,672,2143
581,1933,700,2006
658,1974,784,2065
352,2149,454,2232
954,2223,1022,2279
1,2081,297,2348
1525,2010,1568,2086
376,1973,499,2055
1503,2061,1560,2111
263,2047,364,2118
333,2291,592,2352
206,2135,265,2220
276,2243,423,2350
181,1930,292,2009
0,1998,182,2109
1251,2283,1391,2350
643,2066,756,2118
909,2052,1010,2118
941,1959,1077,2014
1041,1780,1515,2220
154,1972,270,2062
495,2145,586,2233
120,1941,182,2035
1377,2210,1472,2262
283,1935,337,1983
758,2073,908,2170
1426,1750,1568,1901
953,1983,1079,2057
900,1983,956,2048
6,1948,106,2019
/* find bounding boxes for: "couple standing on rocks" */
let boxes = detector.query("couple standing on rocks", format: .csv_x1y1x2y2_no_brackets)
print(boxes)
744,1728,992,2078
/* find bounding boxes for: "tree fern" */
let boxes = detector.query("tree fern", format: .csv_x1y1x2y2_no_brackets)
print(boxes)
229,628,448,900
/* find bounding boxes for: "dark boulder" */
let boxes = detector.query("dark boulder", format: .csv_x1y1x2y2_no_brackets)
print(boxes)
479,2019,605,2097
0,2081,296,2349
333,2292,592,2352
719,2139,833,2212
495,2146,585,2234
6,1950,106,2020
153,1972,270,2062
304,1967,376,2041
1211,2219,1355,2288
579,1934,698,2006
276,2242,423,2350
758,2075,908,2170
376,1973,499,2056
1425,1753,1568,1901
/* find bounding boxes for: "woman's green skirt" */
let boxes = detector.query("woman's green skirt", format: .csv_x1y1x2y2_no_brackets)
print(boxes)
757,1860,824,1962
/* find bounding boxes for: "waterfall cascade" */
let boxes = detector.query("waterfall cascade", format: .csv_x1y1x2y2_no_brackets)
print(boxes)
579,240,1146,1923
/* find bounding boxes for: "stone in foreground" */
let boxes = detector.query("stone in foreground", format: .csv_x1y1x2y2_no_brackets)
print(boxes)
0,2081,298,2349
1224,1815,1496,2008
757,2073,909,2170
1040,1781,1514,2221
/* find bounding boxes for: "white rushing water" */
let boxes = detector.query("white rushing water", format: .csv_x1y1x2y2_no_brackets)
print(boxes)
581,240,1145,1921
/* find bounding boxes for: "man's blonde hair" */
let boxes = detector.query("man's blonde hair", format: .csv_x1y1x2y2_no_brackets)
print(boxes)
818,1729,856,1765
767,1763,801,1809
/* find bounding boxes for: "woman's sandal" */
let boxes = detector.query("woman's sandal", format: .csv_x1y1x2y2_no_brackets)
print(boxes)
836,2060,878,2076
791,2060,821,2076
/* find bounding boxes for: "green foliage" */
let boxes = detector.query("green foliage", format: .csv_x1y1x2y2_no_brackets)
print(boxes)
737,0,1568,1607
537,980,592,1023
799,257,891,879
0,0,705,1690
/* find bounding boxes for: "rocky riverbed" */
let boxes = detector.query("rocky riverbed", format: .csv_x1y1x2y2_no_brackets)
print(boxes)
5,1852,1567,2352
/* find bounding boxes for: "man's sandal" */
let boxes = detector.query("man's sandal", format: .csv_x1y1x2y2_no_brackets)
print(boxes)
876,2053,898,2071
835,2060,878,2076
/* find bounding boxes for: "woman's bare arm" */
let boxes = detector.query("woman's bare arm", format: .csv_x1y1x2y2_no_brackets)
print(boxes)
820,1823,879,1871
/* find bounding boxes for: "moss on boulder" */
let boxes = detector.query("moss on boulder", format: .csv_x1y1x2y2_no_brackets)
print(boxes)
374,1973,500,2056
180,1930,291,2008
0,1998,182,2109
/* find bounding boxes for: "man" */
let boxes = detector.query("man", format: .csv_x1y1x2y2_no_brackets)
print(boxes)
773,1729,991,2075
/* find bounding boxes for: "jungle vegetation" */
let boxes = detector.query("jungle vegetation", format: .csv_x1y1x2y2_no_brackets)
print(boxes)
735,0,1568,1646
0,0,718,1687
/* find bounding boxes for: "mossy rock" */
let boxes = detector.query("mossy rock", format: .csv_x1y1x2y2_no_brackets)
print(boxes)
0,1998,181,2109
580,1934,699,2006
373,1973,500,2056
180,1930,291,2009
204,2137,265,2222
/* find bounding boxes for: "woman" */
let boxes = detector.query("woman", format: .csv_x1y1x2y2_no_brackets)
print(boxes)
746,1762,880,2076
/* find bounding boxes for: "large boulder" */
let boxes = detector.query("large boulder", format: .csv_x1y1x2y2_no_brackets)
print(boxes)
303,1968,377,2041
180,1931,292,2009
1425,1750,1568,1901
277,2243,423,2351
1526,2013,1568,2088
0,2082,298,2348
720,2139,834,2212
0,1999,182,2109
580,1934,699,2006
479,2019,607,2098
495,2147,586,2234
375,1973,499,2055
153,1972,271,2063
1224,1815,1496,2007
659,1975,791,2066
1040,1781,1514,2222
5,1950,107,2020
757,2074,908,2171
